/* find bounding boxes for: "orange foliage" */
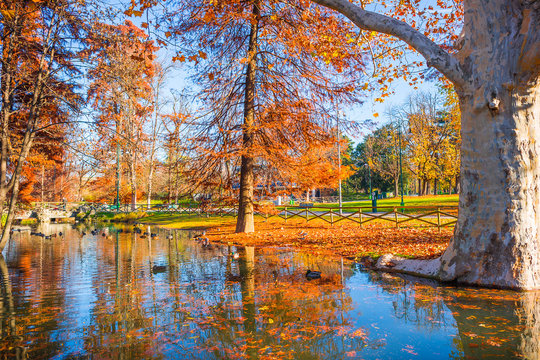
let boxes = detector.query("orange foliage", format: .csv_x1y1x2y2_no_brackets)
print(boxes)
132,0,366,198
204,218,451,260
1,0,83,209
86,20,158,205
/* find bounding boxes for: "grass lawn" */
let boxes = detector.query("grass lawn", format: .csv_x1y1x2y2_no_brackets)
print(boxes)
139,213,237,229
310,194,459,209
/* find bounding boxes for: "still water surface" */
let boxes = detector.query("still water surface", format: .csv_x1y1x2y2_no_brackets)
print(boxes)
0,223,538,359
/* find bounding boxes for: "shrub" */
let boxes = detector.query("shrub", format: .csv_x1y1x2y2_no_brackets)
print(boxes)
111,211,147,223
20,219,37,225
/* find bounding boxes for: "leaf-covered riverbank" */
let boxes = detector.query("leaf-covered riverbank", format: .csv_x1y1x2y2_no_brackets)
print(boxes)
136,214,452,261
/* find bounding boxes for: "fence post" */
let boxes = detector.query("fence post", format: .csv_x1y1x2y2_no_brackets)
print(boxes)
359,208,363,228
305,208,308,222
284,207,288,222
437,207,441,233
330,208,334,226
394,207,399,228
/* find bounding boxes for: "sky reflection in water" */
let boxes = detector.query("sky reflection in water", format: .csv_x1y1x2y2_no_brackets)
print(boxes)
0,223,538,359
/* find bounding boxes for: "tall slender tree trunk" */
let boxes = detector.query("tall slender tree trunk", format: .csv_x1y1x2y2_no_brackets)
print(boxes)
174,159,179,204
0,12,19,215
129,158,137,211
147,71,162,210
0,46,48,251
235,1,260,233
41,165,45,203
147,166,154,210
78,172,83,202
0,128,37,250
167,159,172,204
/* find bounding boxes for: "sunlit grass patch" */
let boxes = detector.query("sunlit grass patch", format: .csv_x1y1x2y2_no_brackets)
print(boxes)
311,194,459,209
139,213,237,229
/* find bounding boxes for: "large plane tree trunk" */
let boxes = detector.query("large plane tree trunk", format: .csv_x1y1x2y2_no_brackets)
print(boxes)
312,0,539,289
430,1,539,289
235,1,260,234
440,73,540,289
437,0,540,289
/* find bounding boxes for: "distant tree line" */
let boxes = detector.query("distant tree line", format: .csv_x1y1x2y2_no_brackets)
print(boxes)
344,88,461,197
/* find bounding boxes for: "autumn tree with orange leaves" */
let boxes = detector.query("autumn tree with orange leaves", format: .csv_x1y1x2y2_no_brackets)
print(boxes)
161,93,191,204
0,0,92,251
129,0,366,233
87,20,157,210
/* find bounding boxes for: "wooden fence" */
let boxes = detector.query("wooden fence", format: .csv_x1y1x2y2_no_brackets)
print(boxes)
114,203,458,231
270,205,458,232
55,201,458,231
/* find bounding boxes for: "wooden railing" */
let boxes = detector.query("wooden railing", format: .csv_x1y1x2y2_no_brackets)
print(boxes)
258,205,458,231
92,203,238,217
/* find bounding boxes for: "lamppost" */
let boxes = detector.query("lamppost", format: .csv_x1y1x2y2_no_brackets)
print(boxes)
337,110,343,215
368,162,372,200
397,121,405,207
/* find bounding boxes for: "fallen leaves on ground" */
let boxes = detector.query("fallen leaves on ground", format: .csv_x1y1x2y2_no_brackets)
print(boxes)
202,218,452,260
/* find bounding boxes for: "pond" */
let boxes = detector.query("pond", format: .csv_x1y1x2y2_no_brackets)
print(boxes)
0,223,538,359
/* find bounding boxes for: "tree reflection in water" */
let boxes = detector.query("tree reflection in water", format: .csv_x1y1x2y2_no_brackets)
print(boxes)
0,254,26,359
368,271,540,359
176,246,369,359
0,224,538,359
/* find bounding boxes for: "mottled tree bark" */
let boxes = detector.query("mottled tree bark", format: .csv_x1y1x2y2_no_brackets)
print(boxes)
438,0,540,289
440,81,539,285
